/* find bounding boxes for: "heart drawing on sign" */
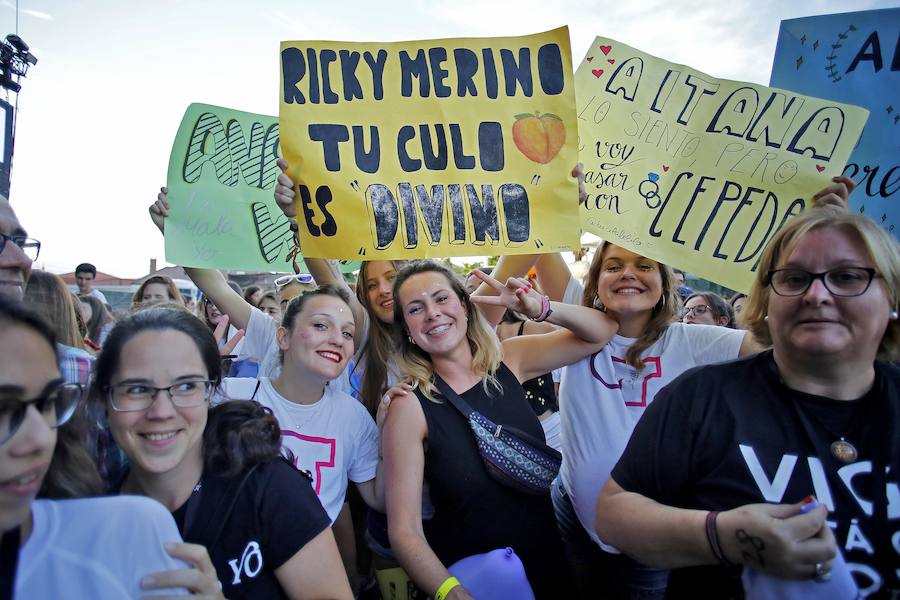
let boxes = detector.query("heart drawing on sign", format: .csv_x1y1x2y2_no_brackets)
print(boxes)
816,165,825,172
599,45,612,55
607,59,615,64
662,165,669,172
586,56,594,62
592,69,604,78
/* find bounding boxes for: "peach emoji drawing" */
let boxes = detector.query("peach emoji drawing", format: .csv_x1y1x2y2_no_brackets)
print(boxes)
512,111,566,164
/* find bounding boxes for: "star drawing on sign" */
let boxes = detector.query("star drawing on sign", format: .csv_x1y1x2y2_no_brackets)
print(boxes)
800,34,807,45
796,56,803,69
813,40,819,50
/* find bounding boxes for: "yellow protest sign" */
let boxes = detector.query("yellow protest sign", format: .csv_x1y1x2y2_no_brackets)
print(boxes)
280,27,580,261
574,37,869,292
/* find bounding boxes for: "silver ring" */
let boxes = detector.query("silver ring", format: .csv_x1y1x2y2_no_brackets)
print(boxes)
813,562,831,583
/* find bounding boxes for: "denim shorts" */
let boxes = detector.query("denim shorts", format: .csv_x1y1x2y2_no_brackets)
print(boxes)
551,476,669,598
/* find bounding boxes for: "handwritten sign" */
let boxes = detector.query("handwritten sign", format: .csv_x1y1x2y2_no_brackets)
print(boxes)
574,37,869,292
165,103,359,273
771,8,900,237
279,27,581,261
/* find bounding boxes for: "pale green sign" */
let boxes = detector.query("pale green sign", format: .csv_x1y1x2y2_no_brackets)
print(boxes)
165,103,359,274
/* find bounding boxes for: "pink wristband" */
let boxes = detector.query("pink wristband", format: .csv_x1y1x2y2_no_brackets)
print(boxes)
531,295,552,322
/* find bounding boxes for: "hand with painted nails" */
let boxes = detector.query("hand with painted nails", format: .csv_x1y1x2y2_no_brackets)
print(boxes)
140,542,225,599
468,270,542,319
812,176,856,210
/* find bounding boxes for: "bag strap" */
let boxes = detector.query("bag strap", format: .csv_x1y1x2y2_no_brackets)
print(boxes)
251,379,262,401
432,373,476,419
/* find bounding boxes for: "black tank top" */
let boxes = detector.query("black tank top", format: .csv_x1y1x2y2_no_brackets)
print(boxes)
515,322,560,414
417,363,571,599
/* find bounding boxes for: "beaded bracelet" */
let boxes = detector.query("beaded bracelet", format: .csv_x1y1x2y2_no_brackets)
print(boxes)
531,294,553,322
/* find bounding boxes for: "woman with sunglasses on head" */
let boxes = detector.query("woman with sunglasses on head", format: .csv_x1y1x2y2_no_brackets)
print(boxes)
681,291,734,328
0,297,196,599
597,207,900,598
382,260,618,600
95,306,352,600
477,173,855,598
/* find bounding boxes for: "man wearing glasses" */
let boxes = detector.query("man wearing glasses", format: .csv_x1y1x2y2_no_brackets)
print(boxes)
0,197,38,301
0,197,91,385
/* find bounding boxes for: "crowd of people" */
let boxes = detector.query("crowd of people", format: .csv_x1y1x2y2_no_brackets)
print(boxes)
1,159,897,600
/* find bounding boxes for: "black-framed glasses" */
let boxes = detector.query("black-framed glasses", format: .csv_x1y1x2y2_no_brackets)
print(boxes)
682,304,711,317
0,382,82,445
106,379,214,412
767,267,878,297
0,234,40,261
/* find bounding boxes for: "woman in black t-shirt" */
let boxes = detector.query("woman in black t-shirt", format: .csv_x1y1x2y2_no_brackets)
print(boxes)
382,261,618,600
598,207,900,598
93,307,353,599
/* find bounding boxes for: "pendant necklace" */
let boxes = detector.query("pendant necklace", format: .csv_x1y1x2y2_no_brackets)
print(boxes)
830,437,858,464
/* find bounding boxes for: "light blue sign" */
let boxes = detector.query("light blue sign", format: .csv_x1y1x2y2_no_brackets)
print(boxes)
771,8,900,235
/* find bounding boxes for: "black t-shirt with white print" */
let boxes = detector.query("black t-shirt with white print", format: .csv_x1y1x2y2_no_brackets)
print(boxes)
172,457,330,599
611,351,900,599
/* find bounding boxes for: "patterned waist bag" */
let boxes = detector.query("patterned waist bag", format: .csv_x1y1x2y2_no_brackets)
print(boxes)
433,375,561,496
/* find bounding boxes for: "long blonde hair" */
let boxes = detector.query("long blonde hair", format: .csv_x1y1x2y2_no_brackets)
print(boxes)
581,242,679,369
392,261,502,400
743,207,900,362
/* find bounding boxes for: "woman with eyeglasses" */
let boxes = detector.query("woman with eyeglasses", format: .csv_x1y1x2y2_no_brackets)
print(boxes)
95,307,353,599
0,297,196,599
484,173,854,598
597,207,900,598
681,292,734,328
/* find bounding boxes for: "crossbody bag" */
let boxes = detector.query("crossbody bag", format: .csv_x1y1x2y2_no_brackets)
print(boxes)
432,374,561,496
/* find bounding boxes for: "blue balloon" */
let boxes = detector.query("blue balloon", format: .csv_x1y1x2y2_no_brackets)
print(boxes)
448,547,535,600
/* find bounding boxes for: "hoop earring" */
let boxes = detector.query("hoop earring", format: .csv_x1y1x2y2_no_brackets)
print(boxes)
593,294,607,313
408,335,417,346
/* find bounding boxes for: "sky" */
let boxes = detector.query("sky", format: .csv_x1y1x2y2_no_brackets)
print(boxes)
2,0,895,278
